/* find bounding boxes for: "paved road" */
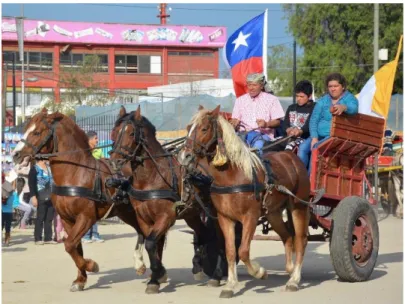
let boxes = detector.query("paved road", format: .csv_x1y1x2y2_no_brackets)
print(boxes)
2,215,402,304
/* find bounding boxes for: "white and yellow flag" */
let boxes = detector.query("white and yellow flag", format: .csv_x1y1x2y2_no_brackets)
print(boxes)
358,35,403,119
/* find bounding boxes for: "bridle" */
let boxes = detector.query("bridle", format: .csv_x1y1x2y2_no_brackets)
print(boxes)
109,118,145,162
20,117,59,159
184,117,221,158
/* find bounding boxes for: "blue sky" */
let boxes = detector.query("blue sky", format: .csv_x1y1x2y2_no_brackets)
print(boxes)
2,3,294,73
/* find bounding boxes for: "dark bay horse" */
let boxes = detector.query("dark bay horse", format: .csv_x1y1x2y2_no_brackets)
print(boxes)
12,109,145,292
178,105,311,298
109,106,229,294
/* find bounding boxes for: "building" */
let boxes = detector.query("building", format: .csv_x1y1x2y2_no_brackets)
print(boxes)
1,16,226,121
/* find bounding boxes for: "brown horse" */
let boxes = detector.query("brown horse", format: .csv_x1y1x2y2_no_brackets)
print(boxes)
178,105,311,298
109,106,230,294
12,109,146,292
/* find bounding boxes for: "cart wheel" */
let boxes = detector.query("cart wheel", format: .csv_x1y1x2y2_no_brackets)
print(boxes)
330,196,379,282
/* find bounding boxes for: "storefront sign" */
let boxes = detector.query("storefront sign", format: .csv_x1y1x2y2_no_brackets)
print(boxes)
2,17,226,48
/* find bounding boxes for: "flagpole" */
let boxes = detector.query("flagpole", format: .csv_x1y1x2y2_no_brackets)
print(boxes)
263,9,268,80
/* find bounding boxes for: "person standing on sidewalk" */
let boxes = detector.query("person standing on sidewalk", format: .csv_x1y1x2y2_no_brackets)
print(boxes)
82,131,105,244
29,160,57,245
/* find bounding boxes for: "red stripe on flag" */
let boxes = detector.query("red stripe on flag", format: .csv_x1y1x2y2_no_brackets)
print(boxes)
231,57,264,98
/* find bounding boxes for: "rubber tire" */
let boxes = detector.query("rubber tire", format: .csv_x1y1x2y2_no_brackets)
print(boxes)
202,218,241,277
330,196,379,282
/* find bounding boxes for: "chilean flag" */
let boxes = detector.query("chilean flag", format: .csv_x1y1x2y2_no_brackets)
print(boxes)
223,10,268,98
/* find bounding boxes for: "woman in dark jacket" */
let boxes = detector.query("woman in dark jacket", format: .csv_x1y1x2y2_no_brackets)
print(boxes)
29,160,57,245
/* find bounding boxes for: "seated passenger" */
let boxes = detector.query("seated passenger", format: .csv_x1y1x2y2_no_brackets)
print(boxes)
283,80,315,169
308,72,359,174
229,73,285,156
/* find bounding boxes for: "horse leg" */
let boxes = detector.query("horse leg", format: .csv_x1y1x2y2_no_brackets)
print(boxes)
184,213,207,281
61,216,96,292
144,216,172,294
239,215,267,281
285,204,310,292
217,214,238,298
115,205,146,275
266,210,295,274
134,234,146,275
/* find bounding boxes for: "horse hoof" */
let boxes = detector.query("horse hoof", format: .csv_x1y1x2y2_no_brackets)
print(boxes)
158,273,168,284
90,262,99,273
193,271,205,281
219,290,234,298
286,283,299,292
136,265,146,276
70,283,85,292
207,279,220,287
260,270,268,280
145,284,160,294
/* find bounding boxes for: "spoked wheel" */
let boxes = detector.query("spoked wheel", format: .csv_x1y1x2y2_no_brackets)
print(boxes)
330,196,379,282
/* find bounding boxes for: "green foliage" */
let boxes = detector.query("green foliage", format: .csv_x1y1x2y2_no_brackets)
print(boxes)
283,4,403,95
33,54,111,116
267,44,303,96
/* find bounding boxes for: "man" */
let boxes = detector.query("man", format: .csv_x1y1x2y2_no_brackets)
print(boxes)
82,130,105,244
230,73,285,155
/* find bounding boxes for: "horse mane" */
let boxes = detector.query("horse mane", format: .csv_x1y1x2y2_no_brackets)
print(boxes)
127,112,157,136
50,112,91,150
190,110,264,181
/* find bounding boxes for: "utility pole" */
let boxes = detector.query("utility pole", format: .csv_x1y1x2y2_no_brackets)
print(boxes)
292,39,297,104
292,4,298,104
373,3,379,73
12,53,17,127
157,3,170,25
21,4,25,124
2,63,7,142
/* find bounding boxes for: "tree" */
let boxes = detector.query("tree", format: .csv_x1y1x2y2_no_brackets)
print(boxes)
267,44,304,96
36,54,111,116
283,4,403,95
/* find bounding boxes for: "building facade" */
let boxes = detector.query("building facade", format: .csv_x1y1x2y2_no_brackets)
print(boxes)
1,17,226,118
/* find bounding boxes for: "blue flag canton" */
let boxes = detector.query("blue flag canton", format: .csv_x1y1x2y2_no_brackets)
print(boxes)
225,12,264,68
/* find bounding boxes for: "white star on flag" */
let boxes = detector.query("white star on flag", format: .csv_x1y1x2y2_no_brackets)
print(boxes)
232,31,251,52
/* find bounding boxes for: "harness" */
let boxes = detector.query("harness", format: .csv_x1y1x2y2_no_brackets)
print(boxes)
22,116,114,204
110,116,181,203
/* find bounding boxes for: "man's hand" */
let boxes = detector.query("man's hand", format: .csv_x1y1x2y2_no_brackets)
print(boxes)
31,196,38,208
292,128,303,137
256,119,267,128
311,138,319,149
331,104,347,116
230,118,240,128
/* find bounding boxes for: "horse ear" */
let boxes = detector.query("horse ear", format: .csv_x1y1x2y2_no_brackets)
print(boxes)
41,108,48,114
134,105,142,121
119,106,126,118
198,105,204,111
210,105,221,117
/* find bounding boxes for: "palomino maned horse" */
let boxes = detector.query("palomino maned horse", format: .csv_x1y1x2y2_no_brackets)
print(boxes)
109,106,230,294
178,105,312,298
12,109,146,292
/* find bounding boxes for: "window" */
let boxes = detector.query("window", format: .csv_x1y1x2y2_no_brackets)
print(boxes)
114,55,161,74
168,51,213,57
60,53,108,72
2,51,53,71
5,90,52,107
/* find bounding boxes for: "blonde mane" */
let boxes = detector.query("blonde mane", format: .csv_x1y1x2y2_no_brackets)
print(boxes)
190,110,264,181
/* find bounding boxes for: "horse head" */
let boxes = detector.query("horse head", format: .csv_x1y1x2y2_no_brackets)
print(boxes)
178,105,227,168
12,108,64,167
110,105,156,162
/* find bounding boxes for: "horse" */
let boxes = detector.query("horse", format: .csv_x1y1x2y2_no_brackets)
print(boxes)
12,109,146,292
108,106,233,294
178,105,312,298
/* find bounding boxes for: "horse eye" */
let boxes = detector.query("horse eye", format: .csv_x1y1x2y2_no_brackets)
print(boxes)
201,127,208,132
33,131,41,136
130,133,135,137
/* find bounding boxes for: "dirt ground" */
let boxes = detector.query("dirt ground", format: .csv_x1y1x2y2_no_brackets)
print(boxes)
2,214,403,304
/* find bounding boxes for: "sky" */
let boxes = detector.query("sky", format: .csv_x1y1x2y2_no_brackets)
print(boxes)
1,3,294,73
